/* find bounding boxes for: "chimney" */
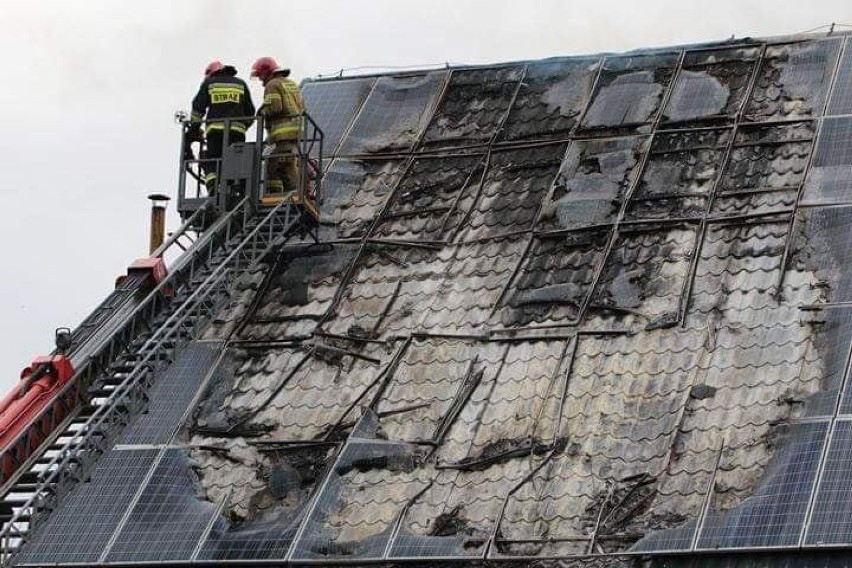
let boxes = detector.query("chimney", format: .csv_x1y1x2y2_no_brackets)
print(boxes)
147,193,171,254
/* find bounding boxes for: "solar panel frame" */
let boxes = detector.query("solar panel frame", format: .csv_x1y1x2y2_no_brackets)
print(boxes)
104,449,219,563
804,420,852,546
118,341,223,446
13,450,159,566
695,421,829,550
338,71,447,156
826,37,852,117
801,117,852,206
302,77,376,158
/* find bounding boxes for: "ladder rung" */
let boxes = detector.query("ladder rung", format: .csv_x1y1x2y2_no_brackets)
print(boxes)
0,513,30,523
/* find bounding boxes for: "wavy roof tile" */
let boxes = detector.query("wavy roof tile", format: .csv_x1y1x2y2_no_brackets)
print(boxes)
14,31,852,567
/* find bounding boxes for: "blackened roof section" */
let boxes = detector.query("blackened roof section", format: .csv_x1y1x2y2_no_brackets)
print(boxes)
420,66,523,150
663,46,760,126
537,136,647,231
498,58,600,143
745,38,841,121
579,52,679,135
16,32,852,568
373,154,485,242
456,143,567,240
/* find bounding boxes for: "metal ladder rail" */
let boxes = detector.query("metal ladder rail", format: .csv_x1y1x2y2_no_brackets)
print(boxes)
0,199,256,488
0,211,250,537
0,202,302,562
0,200,268,488
36,202,298,513
0,235,246,506
0,203,293,557
0,207,244,521
65,206,209,361
0,199,262,494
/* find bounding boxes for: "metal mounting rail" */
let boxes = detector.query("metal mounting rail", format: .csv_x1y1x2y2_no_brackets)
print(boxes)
0,200,303,563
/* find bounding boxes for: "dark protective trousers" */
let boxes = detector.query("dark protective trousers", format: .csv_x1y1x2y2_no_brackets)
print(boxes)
266,141,300,195
202,129,246,193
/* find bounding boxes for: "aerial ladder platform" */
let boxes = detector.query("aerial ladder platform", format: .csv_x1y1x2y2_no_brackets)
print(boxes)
0,114,323,560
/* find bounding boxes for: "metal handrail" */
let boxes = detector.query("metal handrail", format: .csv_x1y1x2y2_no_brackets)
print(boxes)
50,206,207,360
0,196,254,478
0,201,300,561
0,108,327,475
178,112,324,217
149,205,207,258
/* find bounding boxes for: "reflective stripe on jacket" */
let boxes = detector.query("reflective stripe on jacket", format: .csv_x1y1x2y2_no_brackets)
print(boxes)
190,66,256,135
259,74,304,142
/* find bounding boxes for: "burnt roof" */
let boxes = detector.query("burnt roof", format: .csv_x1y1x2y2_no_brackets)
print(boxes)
13,31,852,567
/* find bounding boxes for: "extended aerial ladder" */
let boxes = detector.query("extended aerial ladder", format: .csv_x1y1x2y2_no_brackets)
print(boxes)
0,113,323,559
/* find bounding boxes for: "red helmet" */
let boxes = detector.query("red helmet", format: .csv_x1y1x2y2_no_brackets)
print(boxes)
251,57,279,82
204,60,224,77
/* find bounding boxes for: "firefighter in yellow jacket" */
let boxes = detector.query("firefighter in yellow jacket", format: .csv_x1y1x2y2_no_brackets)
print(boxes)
251,57,317,221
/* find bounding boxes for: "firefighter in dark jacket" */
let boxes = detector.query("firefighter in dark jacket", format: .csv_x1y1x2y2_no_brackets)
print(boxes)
251,56,318,221
188,61,255,194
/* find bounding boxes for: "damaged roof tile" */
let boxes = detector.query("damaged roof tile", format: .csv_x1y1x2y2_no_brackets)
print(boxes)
18,32,852,568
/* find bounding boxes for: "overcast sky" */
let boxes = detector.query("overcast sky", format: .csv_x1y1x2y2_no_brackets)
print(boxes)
0,0,849,390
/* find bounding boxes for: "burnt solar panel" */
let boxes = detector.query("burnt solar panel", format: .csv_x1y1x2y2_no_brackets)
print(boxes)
302,77,375,157
16,33,852,567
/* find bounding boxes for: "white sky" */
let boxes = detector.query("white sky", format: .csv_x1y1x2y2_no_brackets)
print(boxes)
0,0,849,390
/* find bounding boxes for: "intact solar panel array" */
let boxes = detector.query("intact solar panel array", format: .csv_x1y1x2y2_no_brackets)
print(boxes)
118,341,223,445
14,450,159,565
105,450,218,562
13,32,852,566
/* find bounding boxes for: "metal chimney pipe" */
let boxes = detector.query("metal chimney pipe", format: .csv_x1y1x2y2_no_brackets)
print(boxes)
147,193,171,254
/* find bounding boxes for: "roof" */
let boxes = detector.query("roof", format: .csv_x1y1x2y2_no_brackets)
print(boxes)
12,30,852,566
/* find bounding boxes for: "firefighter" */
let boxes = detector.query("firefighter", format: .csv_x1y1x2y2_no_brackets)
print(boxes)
251,56,318,222
188,61,256,195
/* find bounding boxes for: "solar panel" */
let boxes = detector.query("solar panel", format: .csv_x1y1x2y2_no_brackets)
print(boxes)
303,77,375,157
421,66,523,150
338,72,446,156
580,53,679,134
197,507,307,561
196,443,340,561
801,117,852,205
696,421,828,549
625,128,730,222
320,157,406,239
663,47,760,124
498,58,599,142
790,206,852,305
805,420,852,545
119,341,223,445
14,450,158,566
588,224,697,322
745,39,841,121
828,38,852,116
105,449,219,562
804,306,852,417
630,520,700,553
536,136,648,231
290,439,424,561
